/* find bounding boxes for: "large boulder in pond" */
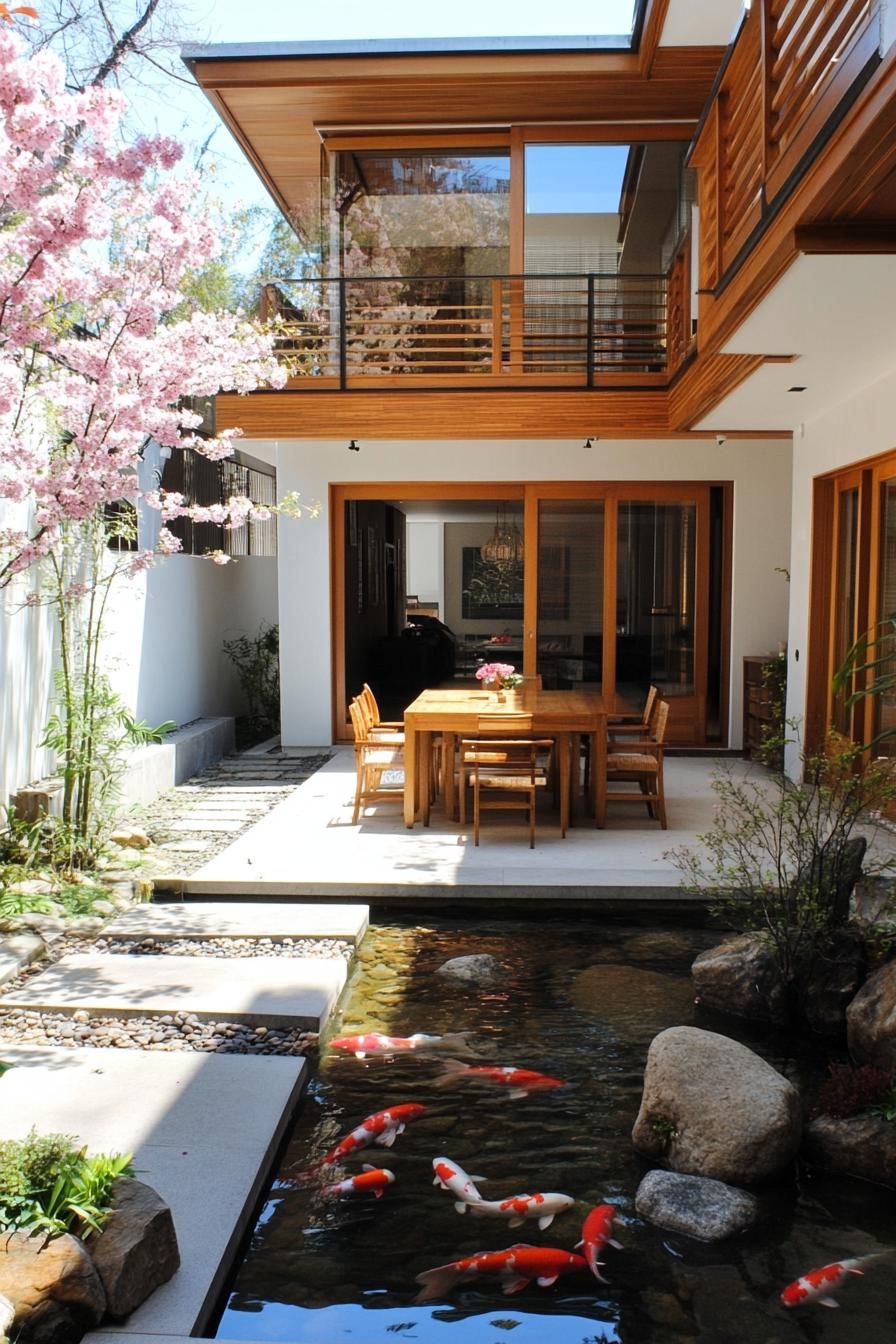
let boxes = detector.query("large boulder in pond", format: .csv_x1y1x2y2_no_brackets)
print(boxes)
89,1178,180,1318
692,934,789,1025
801,929,866,1036
0,1230,106,1344
804,1113,896,1190
436,954,502,984
632,1026,801,1184
847,961,896,1070
635,1169,760,1242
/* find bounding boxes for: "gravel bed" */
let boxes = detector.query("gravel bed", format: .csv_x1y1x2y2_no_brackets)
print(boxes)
97,935,353,960
0,1008,319,1056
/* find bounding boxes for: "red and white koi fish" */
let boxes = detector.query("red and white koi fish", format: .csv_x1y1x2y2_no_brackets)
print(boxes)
321,1164,395,1199
320,1103,426,1166
432,1155,488,1207
577,1204,622,1283
414,1243,587,1302
462,1191,575,1230
433,1060,565,1100
780,1253,890,1308
328,1030,476,1059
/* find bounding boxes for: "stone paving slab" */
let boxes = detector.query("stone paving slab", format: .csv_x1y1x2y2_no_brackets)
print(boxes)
0,952,346,1028
0,933,44,985
102,900,369,942
0,1044,306,1336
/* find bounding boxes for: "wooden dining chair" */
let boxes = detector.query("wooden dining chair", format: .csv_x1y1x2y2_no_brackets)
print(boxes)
608,684,660,740
360,683,404,738
604,697,670,828
459,731,554,848
348,697,405,823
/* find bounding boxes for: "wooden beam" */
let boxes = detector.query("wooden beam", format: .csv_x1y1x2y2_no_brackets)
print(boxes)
668,352,767,431
795,221,896,254
637,0,671,77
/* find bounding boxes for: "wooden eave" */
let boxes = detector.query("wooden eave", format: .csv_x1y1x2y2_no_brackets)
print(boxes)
187,45,725,219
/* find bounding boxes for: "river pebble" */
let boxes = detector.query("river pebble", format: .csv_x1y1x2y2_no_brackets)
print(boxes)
97,935,353,960
0,1008,318,1056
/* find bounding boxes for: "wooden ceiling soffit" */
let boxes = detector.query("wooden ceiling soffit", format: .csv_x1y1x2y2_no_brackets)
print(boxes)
669,352,767,431
215,389,672,439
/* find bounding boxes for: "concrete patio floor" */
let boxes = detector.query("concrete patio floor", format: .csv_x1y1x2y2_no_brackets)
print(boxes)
153,750,771,905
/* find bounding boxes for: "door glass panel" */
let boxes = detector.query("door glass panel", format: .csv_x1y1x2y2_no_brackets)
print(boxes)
536,500,604,689
617,500,697,700
831,486,859,736
875,480,896,752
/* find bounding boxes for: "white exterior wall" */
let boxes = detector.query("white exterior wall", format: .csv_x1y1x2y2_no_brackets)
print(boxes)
0,554,277,808
787,366,896,769
269,436,793,747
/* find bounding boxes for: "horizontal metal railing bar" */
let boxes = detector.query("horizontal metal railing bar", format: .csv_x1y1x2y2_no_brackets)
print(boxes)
269,270,669,284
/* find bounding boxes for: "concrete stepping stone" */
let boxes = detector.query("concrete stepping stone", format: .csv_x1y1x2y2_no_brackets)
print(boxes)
0,952,346,1029
0,1044,305,1336
102,901,369,943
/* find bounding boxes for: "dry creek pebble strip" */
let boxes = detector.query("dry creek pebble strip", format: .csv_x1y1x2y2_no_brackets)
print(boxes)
0,1008,318,1055
97,935,354,960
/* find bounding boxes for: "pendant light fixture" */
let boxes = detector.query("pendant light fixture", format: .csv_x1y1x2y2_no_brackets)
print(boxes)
480,502,524,564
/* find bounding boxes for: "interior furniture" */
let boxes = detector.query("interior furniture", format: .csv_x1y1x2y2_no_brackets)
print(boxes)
459,726,554,848
402,686,612,831
603,698,670,828
348,697,405,824
609,684,660,739
743,655,786,766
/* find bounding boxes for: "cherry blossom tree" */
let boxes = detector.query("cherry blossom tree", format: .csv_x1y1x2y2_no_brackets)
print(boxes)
0,26,304,863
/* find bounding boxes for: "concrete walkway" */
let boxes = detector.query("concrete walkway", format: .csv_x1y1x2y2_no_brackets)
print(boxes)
0,901,368,1339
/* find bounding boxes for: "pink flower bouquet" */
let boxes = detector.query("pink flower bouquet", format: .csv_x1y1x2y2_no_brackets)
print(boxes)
475,661,520,689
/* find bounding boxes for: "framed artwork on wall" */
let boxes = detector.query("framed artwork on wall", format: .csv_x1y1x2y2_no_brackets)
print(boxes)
461,548,523,620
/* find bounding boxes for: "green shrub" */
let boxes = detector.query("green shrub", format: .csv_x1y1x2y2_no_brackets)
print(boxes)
0,1129,134,1239
810,1062,893,1120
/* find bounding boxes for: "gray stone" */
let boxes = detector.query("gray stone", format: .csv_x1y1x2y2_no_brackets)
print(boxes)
692,934,789,1025
435,954,503,983
847,960,896,1070
802,929,866,1036
631,1026,801,1184
635,1169,760,1241
90,1179,180,1318
0,1230,106,1344
804,1113,896,1189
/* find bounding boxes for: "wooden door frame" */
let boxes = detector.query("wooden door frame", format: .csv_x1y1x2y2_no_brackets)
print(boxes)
331,479,728,743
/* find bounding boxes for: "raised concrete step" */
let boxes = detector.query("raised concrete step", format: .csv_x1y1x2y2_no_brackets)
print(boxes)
0,952,346,1029
103,900,369,942
0,1044,306,1336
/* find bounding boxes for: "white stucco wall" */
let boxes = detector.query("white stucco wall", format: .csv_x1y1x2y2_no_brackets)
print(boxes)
786,365,896,769
406,520,444,612
267,436,793,747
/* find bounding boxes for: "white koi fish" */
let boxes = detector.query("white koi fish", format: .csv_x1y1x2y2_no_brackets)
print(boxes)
461,1191,575,1230
432,1155,488,1208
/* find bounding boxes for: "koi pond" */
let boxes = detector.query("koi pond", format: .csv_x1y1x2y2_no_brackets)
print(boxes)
215,915,896,1344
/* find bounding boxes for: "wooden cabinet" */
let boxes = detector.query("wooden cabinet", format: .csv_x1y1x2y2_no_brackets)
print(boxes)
743,655,786,764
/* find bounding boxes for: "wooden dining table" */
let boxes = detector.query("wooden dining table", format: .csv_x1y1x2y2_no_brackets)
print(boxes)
402,686,611,830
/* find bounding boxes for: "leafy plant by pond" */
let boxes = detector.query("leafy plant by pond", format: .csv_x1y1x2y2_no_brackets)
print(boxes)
810,1062,895,1121
223,622,281,734
0,1129,134,1239
671,728,896,999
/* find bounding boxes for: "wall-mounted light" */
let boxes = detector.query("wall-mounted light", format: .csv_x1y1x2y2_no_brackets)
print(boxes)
347,439,360,452
583,436,598,449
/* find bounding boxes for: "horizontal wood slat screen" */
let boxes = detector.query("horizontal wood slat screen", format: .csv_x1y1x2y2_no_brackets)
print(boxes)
690,0,878,298
261,272,670,388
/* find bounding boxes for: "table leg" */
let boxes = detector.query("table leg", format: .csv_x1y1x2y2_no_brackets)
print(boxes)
593,720,606,828
420,731,432,826
404,722,417,828
442,733,456,821
558,733,570,838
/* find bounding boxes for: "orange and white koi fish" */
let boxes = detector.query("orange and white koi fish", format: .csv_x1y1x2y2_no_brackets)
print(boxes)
780,1253,890,1308
434,1060,565,1100
321,1164,395,1199
432,1155,488,1207
462,1191,575,1230
414,1243,587,1302
329,1031,473,1059
320,1103,426,1167
577,1204,622,1283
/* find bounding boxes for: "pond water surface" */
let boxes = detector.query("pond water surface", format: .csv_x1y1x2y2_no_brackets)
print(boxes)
215,915,896,1344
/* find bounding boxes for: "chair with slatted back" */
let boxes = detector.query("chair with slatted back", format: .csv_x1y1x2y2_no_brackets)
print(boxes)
361,683,404,738
608,684,660,740
458,714,554,847
348,697,405,824
604,697,670,828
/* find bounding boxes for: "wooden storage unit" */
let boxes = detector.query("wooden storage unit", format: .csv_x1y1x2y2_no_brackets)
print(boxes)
743,654,786,763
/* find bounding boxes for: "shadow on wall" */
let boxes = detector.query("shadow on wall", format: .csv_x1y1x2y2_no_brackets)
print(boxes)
0,579,57,806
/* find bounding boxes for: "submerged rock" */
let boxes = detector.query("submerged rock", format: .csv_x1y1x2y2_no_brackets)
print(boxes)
631,1026,801,1184
804,1113,896,1189
435,954,502,984
847,960,896,1070
570,964,694,1039
635,1169,760,1241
